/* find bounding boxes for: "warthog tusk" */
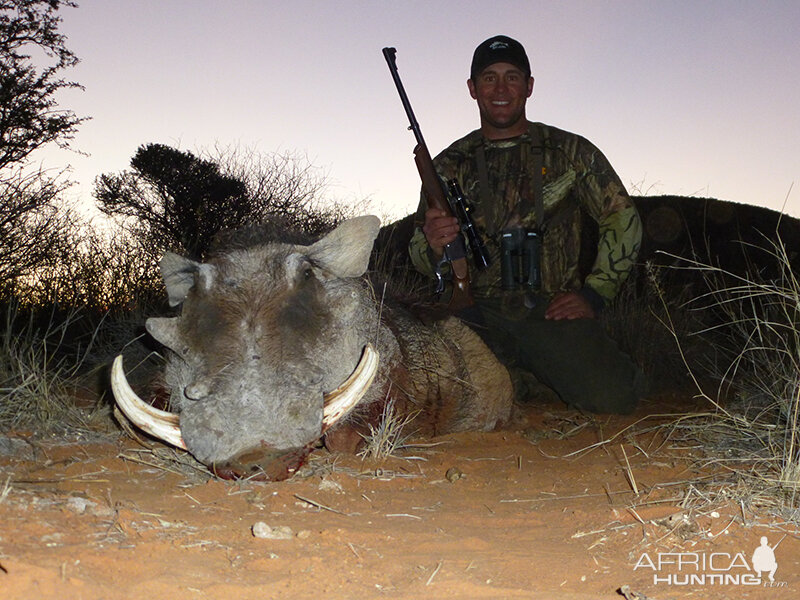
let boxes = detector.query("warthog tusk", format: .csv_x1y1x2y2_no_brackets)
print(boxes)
322,343,379,430
111,344,379,449
110,355,187,450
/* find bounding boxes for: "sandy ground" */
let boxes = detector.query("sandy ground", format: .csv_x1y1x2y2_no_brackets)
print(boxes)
1,395,798,600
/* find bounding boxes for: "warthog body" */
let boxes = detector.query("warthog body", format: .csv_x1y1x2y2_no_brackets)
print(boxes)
113,216,512,479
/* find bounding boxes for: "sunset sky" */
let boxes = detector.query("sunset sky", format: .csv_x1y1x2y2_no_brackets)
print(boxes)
40,0,799,221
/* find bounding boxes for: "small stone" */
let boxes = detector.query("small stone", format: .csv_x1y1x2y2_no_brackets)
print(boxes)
0,436,33,459
41,533,63,546
65,497,97,515
445,467,464,483
296,529,312,539
90,504,115,518
318,478,343,493
252,521,293,540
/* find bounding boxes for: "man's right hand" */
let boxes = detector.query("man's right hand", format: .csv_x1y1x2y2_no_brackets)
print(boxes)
422,207,460,259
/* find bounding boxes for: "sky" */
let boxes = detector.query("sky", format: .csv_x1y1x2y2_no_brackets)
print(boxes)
37,0,800,222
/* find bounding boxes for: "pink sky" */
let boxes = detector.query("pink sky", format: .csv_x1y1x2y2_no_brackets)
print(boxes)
40,0,799,220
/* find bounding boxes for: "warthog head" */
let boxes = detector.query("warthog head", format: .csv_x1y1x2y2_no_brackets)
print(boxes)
112,216,384,479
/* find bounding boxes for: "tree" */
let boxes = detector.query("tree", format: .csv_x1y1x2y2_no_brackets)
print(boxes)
0,0,84,293
207,144,354,239
0,0,84,169
95,144,253,259
96,143,353,259
0,168,74,289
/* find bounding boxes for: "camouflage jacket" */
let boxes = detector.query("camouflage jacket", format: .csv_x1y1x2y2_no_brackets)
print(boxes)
408,121,642,310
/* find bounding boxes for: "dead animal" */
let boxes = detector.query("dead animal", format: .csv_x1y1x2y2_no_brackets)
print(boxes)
112,216,513,480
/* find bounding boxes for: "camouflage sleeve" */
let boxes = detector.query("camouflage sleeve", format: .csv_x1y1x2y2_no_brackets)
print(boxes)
409,224,436,278
585,204,642,301
408,190,441,279
572,140,642,302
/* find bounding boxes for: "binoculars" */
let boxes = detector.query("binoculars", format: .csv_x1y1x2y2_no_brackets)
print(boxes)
500,228,542,291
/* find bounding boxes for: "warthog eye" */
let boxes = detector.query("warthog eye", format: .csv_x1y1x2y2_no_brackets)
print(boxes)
303,267,313,280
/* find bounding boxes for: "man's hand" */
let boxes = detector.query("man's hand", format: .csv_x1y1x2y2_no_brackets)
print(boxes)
422,207,460,259
545,291,596,320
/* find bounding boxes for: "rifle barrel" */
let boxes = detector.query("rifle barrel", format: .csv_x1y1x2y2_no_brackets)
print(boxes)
382,47,425,148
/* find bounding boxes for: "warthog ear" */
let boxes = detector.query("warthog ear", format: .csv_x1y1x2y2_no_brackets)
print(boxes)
159,253,216,307
306,215,381,278
160,253,199,306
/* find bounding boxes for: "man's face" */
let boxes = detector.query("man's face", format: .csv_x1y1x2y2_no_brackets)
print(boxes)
468,62,534,139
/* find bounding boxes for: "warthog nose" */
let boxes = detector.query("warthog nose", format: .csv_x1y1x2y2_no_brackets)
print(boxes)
251,354,261,361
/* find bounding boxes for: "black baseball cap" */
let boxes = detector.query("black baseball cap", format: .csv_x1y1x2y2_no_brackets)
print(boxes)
470,35,531,80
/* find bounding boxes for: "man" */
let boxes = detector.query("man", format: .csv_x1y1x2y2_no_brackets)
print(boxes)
408,35,644,414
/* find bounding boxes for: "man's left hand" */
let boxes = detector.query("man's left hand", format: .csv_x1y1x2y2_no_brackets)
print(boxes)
545,291,596,320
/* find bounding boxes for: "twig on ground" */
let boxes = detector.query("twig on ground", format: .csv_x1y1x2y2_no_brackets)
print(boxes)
426,560,443,586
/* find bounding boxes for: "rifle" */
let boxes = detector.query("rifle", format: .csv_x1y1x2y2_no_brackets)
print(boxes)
382,47,490,310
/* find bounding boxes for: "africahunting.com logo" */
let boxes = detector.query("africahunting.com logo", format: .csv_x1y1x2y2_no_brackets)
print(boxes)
633,536,787,587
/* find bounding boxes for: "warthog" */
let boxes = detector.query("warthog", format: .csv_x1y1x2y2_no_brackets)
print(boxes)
112,215,513,480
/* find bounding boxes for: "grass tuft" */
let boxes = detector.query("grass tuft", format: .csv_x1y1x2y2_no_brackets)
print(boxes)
358,396,419,462
0,302,106,435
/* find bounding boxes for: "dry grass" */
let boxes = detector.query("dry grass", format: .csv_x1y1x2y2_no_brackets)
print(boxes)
0,303,107,435
358,395,420,462
0,475,11,505
629,234,799,531
556,233,800,544
117,446,211,482
670,236,800,501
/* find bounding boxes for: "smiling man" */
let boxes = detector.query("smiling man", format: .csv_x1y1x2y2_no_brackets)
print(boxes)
408,35,644,414
468,54,532,138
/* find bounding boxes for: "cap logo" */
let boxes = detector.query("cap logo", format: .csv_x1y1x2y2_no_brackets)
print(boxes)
489,41,509,50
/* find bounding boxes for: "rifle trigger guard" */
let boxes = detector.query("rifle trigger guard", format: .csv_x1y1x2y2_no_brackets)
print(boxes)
434,255,447,295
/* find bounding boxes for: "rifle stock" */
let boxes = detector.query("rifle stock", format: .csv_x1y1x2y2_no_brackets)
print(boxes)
383,47,474,310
